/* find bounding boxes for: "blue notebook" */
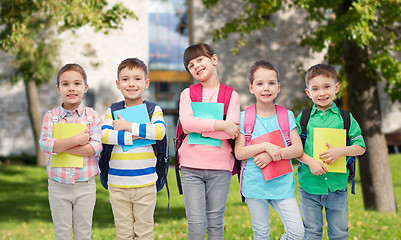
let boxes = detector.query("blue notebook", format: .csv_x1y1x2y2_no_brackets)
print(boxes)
188,102,224,147
113,103,155,151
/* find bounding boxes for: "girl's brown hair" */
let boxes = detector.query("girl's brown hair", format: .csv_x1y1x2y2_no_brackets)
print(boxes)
248,60,279,84
57,63,87,86
183,43,216,72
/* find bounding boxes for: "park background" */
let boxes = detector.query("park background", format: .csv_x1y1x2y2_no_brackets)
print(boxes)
0,0,401,239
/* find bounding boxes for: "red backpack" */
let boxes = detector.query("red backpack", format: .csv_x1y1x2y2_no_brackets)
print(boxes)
174,83,236,194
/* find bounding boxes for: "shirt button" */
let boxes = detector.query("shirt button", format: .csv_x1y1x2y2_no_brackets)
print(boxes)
325,177,328,180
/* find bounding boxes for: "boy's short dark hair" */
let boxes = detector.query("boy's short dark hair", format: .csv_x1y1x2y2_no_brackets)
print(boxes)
57,63,87,86
183,43,216,72
249,60,279,84
305,64,337,88
117,58,148,80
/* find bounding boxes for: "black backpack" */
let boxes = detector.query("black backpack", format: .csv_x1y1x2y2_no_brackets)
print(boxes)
299,107,357,194
98,100,170,197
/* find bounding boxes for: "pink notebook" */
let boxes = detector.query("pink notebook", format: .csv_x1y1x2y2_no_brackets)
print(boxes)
250,129,293,181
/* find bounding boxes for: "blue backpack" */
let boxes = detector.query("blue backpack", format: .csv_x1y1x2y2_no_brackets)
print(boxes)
99,100,170,197
299,107,357,194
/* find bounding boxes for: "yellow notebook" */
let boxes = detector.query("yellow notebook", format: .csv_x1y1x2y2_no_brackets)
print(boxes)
313,128,346,173
50,123,86,168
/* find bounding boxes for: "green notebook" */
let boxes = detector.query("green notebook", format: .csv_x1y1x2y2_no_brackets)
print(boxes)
188,102,224,147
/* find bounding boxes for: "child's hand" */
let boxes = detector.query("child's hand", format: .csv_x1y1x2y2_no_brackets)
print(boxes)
113,114,132,132
309,158,328,175
132,135,143,141
253,152,272,169
319,142,345,165
223,120,240,139
265,143,283,161
74,129,90,146
183,129,192,134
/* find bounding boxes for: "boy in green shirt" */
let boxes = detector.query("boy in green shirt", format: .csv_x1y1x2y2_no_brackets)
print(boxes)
296,64,366,239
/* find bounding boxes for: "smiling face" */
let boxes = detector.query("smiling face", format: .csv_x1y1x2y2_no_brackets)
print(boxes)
57,70,88,111
249,68,280,104
305,75,339,112
116,67,150,107
186,54,218,82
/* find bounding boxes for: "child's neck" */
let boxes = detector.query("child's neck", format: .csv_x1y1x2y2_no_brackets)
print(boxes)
125,98,143,107
62,102,81,112
200,73,220,89
256,101,276,118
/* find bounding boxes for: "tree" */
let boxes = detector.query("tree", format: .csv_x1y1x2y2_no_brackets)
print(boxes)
202,0,399,212
0,1,135,166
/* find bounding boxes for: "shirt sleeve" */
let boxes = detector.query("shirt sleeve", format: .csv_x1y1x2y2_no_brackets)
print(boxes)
87,109,103,155
348,112,366,149
39,110,56,155
131,105,166,140
179,88,216,133
101,107,133,146
202,90,241,139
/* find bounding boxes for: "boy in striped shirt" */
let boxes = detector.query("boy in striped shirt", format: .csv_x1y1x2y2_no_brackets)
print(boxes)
101,58,166,240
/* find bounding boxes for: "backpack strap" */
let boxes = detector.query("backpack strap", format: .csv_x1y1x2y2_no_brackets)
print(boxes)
340,109,356,194
189,83,203,102
276,105,291,146
51,107,61,124
244,104,256,146
99,101,125,190
217,84,233,115
300,107,312,147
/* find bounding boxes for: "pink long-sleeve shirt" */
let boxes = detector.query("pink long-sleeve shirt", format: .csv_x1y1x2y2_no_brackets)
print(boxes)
178,86,240,171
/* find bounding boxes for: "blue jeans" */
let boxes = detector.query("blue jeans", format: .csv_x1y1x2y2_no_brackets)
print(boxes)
246,198,304,240
181,167,232,240
299,187,348,240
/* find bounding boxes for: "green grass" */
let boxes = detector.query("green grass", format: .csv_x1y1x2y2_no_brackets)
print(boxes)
1,155,400,239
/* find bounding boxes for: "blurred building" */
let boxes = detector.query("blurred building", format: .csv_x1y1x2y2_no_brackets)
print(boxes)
0,0,400,157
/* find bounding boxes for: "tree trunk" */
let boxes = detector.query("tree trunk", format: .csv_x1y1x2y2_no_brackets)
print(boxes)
25,81,48,166
342,39,396,212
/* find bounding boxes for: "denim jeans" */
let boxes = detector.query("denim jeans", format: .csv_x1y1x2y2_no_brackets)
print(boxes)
299,187,348,240
246,198,304,240
181,167,232,240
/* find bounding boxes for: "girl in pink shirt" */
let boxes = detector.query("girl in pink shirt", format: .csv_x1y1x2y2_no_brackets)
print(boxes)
178,43,240,240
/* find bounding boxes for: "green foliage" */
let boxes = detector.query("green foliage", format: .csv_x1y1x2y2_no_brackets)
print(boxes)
1,155,401,239
202,0,401,102
0,0,136,85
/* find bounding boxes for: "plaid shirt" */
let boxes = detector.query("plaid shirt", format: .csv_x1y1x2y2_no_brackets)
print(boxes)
39,104,102,184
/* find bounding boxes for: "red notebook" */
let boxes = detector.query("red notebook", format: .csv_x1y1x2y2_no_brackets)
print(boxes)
250,129,293,181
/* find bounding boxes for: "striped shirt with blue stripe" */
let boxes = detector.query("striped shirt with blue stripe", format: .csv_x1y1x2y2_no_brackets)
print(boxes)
101,103,166,188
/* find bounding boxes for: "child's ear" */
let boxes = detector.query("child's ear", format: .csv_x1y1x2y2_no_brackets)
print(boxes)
144,79,150,89
211,54,218,66
305,88,312,99
115,80,120,90
56,85,61,94
249,83,254,94
277,82,281,93
335,82,340,94
83,84,89,93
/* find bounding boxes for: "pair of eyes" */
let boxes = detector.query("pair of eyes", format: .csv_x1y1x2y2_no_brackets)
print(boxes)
254,81,277,86
120,77,143,81
60,81,83,86
188,57,205,70
310,85,331,91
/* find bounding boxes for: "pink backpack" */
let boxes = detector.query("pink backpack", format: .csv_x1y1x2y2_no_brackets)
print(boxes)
243,104,291,146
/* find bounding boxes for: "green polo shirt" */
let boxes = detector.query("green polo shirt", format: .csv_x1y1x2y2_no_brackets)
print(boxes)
296,103,366,195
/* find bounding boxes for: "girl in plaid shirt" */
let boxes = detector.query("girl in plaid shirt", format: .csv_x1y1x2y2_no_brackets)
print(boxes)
39,63,102,240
